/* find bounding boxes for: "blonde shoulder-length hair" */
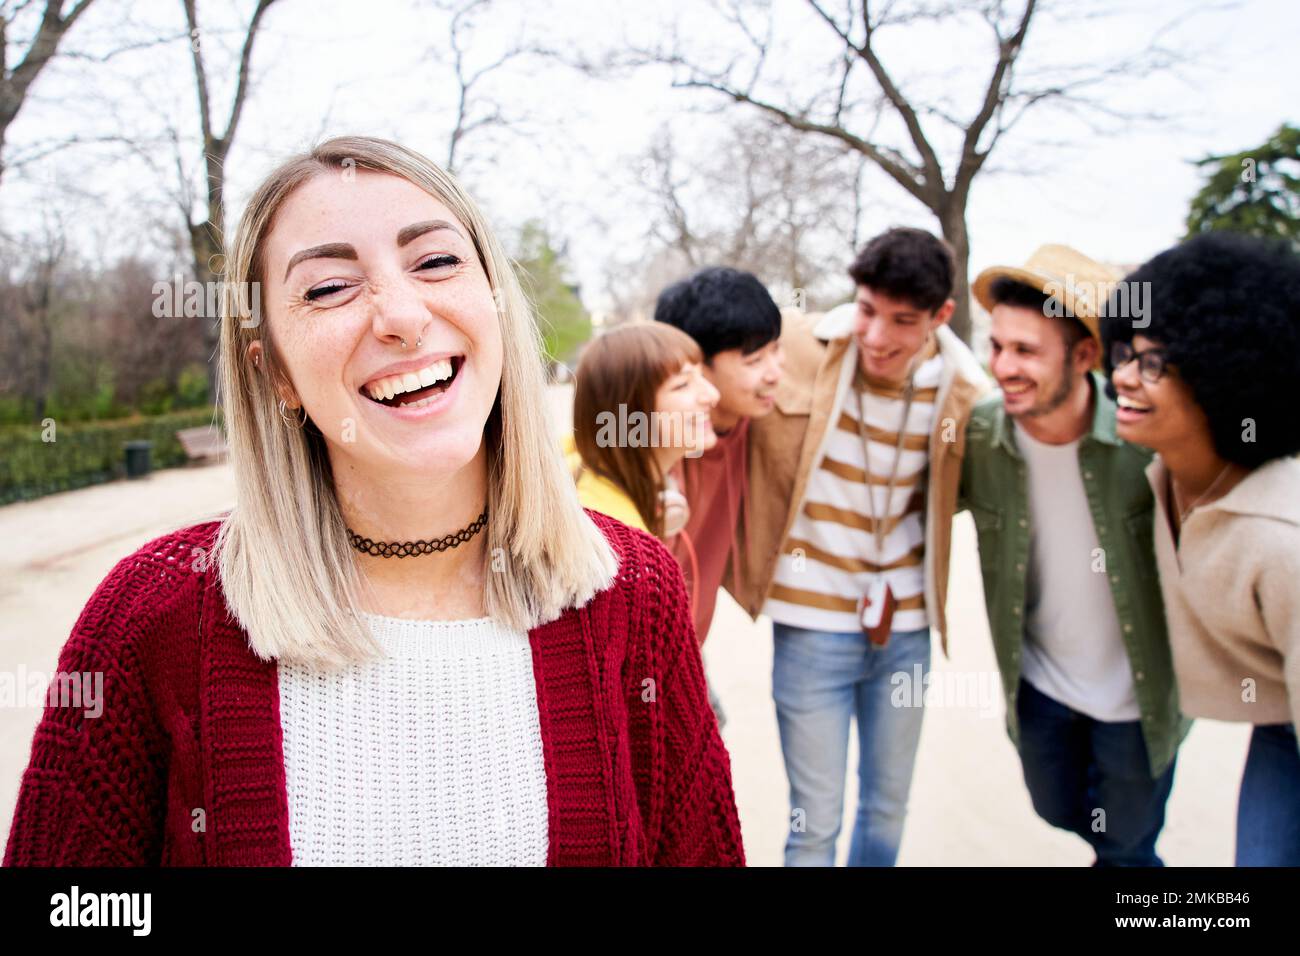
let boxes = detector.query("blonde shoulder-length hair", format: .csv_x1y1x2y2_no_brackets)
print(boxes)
214,135,618,670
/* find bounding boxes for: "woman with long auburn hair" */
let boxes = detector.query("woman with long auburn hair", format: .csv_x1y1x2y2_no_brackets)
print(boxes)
565,322,726,727
568,323,719,551
4,136,744,867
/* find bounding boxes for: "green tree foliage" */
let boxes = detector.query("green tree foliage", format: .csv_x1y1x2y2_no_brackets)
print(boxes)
513,220,591,376
1186,124,1300,246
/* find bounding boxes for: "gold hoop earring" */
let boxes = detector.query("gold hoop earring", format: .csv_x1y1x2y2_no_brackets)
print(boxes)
278,399,306,428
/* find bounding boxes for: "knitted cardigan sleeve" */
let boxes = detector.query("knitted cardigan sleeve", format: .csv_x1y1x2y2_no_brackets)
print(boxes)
4,545,173,866
620,523,746,866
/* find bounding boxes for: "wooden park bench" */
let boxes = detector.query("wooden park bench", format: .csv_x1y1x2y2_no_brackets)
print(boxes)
176,425,229,464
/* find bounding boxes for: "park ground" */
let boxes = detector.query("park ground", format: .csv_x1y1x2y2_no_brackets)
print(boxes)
0,387,1250,865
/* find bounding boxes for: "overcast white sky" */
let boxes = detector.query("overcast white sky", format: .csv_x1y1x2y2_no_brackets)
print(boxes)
2,0,1296,316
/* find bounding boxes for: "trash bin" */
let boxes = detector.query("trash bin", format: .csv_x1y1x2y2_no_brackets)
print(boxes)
124,440,154,479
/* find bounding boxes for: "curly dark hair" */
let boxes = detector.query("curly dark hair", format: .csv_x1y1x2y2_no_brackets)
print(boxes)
1100,231,1300,467
848,227,954,312
653,266,782,361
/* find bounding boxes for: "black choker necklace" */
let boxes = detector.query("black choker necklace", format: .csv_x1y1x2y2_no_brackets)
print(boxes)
346,508,488,558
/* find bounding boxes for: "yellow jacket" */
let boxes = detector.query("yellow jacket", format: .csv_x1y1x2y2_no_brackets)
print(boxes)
561,433,649,533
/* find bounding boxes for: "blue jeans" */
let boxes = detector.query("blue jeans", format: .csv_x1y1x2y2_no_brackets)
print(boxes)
1236,722,1300,866
1015,678,1175,866
771,622,931,867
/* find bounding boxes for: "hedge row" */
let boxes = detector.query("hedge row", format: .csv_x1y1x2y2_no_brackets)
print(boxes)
0,408,223,506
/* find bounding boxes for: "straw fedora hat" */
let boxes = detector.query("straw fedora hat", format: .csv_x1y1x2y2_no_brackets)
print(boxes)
972,244,1122,343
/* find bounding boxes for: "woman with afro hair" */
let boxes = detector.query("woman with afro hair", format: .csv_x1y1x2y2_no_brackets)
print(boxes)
1101,231,1300,867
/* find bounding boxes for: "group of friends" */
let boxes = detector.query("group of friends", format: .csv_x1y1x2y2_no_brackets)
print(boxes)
4,136,1295,868
565,226,1300,867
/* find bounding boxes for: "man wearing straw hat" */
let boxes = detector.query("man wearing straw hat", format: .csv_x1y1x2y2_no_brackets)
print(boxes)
961,245,1188,866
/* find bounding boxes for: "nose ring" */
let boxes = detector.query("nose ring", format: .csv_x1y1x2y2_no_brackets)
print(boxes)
399,335,423,350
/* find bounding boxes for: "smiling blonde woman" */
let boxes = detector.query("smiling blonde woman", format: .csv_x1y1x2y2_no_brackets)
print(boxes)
4,136,745,867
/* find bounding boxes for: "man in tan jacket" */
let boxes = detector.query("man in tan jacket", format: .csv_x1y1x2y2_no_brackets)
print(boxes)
726,227,989,866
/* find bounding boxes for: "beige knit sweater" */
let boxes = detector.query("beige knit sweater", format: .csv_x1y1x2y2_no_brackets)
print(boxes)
1148,455,1300,728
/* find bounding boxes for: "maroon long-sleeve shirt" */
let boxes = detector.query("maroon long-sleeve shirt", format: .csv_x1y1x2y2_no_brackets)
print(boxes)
670,417,751,644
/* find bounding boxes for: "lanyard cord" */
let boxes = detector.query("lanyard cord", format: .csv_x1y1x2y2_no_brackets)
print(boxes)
855,374,917,562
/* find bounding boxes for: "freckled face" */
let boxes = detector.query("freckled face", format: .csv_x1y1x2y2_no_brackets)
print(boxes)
259,170,503,477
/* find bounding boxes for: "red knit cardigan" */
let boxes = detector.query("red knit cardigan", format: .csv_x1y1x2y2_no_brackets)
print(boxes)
3,510,745,866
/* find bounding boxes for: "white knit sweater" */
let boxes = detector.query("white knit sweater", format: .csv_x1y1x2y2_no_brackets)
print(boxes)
277,613,550,866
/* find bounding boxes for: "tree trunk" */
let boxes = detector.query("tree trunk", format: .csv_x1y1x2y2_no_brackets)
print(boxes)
190,213,222,404
937,202,973,346
32,298,53,422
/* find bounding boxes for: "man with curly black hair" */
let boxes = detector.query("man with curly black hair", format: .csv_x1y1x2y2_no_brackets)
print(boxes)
1101,230,1300,867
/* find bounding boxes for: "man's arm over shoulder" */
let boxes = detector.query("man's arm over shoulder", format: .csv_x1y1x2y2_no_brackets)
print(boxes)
958,393,1001,513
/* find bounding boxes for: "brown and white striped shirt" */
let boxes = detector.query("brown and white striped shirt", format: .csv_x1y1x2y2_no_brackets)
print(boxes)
764,345,943,633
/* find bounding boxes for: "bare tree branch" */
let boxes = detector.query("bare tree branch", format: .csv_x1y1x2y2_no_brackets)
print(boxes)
639,0,1193,342
809,0,944,191
179,0,281,397
952,0,1036,204
0,0,100,183
438,0,544,173
674,77,929,204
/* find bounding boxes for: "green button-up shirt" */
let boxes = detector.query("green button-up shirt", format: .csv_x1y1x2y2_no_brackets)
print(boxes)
959,372,1188,777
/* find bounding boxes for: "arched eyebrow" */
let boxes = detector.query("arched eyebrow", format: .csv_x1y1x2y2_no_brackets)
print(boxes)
396,219,463,247
284,242,356,281
283,220,465,281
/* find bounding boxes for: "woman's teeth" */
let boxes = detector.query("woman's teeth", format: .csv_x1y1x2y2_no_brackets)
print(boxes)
1117,396,1151,412
365,358,455,402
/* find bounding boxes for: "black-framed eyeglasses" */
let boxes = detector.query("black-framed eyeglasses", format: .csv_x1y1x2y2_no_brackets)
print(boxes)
1110,341,1169,384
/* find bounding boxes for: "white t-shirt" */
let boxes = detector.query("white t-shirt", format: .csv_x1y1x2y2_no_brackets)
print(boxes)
1015,423,1140,722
